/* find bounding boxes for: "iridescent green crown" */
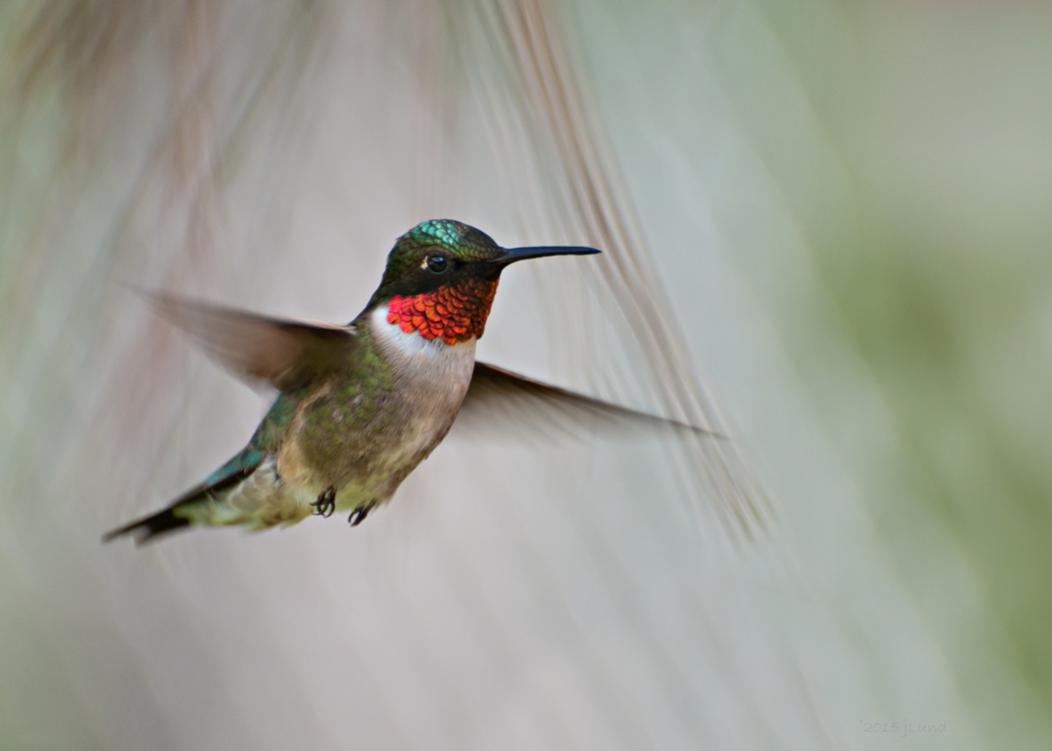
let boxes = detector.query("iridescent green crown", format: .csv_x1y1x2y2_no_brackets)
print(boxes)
403,219,500,261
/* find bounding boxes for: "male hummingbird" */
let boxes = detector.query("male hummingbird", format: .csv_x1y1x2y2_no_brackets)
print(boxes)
105,219,701,543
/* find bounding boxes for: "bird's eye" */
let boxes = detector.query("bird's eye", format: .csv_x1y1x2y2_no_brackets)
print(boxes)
426,253,449,273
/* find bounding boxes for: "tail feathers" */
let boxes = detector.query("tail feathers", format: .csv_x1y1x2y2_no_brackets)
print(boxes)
103,448,264,545
102,506,192,544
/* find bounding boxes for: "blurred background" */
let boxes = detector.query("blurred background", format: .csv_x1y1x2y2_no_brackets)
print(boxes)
2,1,1050,749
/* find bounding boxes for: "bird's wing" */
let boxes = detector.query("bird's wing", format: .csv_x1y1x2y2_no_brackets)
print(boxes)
454,361,723,441
146,292,357,391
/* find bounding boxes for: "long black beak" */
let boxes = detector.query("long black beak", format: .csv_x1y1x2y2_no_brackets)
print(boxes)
495,245,601,265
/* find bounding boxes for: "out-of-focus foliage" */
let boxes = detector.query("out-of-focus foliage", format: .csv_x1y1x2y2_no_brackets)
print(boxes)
2,1,1050,749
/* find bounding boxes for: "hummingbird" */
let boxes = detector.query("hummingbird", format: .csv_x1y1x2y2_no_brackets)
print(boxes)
105,219,705,544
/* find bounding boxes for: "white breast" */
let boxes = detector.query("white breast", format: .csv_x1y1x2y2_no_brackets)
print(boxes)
366,306,477,488
368,306,478,381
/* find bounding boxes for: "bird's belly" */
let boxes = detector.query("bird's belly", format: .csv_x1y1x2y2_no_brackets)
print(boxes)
284,328,476,509
348,406,458,499
184,457,316,529
328,379,469,509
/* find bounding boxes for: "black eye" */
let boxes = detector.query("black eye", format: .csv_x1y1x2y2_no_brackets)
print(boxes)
426,253,449,273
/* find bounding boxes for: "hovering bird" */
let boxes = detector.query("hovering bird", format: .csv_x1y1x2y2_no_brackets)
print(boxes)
105,219,708,543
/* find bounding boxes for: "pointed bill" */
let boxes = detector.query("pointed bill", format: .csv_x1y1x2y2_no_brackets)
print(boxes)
493,245,601,265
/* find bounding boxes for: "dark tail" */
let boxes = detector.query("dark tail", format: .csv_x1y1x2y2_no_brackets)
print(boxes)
103,505,192,545
104,448,263,545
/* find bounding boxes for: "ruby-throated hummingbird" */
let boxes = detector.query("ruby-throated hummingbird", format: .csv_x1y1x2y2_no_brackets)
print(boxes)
105,219,702,543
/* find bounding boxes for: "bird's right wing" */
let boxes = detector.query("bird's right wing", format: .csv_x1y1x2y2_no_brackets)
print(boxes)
455,361,765,534
146,292,358,391
454,361,723,441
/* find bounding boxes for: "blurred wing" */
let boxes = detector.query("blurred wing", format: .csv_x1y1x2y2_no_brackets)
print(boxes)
454,362,723,442
146,292,357,391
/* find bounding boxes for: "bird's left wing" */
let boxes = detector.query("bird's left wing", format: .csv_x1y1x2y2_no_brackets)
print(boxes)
146,292,357,391
454,361,723,441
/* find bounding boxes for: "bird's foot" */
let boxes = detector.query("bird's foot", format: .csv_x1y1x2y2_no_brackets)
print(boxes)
311,486,336,518
347,503,374,527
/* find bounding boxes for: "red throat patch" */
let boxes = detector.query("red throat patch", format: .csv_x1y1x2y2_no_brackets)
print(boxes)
385,279,499,344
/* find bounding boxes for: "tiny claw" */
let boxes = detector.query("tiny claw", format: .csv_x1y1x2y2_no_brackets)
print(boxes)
347,504,373,527
311,487,336,518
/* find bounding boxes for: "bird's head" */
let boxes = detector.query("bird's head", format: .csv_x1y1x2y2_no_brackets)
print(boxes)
367,219,599,344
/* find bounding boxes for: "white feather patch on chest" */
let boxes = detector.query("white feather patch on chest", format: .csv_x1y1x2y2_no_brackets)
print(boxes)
369,305,478,378
362,306,477,495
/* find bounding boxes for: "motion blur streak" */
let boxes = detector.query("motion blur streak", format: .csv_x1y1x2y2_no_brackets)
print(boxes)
2,1,1050,749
